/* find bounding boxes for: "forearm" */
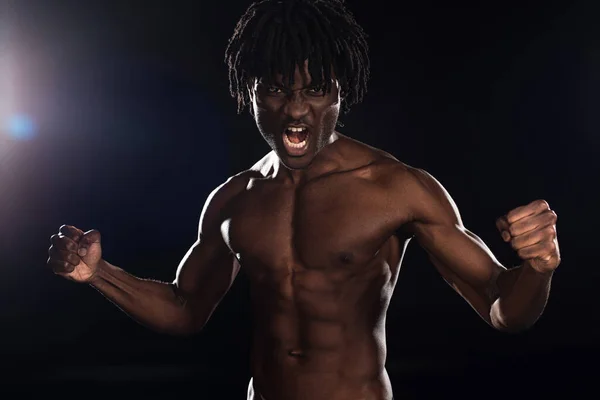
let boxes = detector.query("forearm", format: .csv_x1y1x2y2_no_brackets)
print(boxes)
89,260,196,336
490,262,553,332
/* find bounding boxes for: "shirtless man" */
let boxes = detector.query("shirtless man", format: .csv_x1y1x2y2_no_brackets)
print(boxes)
46,1,561,399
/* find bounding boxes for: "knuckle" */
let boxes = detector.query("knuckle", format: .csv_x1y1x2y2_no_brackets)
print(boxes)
49,247,70,262
505,212,516,223
64,240,77,251
510,239,520,251
59,225,81,238
54,261,70,272
68,253,80,265
536,199,550,209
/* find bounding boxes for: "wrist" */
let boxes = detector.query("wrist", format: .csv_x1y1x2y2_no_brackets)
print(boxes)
522,260,555,277
88,259,110,286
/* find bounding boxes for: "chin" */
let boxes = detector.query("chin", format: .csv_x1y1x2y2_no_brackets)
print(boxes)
283,158,313,170
279,153,315,170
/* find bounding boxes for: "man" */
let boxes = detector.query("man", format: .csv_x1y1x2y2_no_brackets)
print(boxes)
47,1,560,399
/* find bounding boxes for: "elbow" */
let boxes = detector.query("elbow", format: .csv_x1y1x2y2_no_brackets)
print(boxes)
491,319,533,334
161,306,208,337
489,303,536,334
163,286,211,336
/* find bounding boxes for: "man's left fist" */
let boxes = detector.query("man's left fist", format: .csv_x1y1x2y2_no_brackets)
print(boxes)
496,199,560,274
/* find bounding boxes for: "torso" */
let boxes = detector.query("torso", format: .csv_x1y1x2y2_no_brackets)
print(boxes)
221,135,414,400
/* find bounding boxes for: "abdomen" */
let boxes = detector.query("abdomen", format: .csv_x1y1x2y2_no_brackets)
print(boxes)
248,255,395,400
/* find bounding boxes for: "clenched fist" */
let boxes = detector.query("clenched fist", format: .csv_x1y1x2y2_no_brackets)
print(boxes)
496,199,560,274
47,225,103,283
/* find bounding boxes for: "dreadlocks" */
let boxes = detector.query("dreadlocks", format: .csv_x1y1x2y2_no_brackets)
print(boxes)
224,0,370,115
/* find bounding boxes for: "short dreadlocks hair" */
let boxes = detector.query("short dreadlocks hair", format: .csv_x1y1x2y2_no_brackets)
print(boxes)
224,0,370,115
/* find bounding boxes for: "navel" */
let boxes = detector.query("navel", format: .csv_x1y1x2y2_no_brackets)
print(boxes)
339,252,354,264
287,349,306,358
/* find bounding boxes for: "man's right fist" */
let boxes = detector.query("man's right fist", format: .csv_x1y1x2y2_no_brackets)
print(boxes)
47,225,103,283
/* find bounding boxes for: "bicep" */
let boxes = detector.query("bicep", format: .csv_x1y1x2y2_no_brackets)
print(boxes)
407,169,506,320
419,226,505,322
172,176,245,321
173,234,240,309
416,224,504,292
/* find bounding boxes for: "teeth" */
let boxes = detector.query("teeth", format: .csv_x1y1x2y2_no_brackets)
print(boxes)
287,127,306,132
283,133,308,148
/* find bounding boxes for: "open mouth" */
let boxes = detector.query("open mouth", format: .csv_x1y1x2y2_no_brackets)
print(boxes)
282,126,310,156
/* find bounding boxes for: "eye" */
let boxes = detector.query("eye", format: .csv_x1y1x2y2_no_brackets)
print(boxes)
267,86,284,94
307,85,325,95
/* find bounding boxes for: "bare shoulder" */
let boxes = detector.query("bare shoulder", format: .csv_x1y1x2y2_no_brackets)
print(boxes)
340,135,459,225
201,166,265,229
334,133,399,167
212,152,275,198
386,164,463,227
336,135,421,185
208,171,253,204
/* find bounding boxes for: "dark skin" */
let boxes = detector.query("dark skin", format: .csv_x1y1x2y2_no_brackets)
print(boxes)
47,63,560,400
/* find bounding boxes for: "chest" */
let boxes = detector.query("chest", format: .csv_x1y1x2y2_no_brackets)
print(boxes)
221,174,409,273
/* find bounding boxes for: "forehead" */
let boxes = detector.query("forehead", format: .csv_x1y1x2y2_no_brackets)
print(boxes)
257,60,337,87
263,60,312,85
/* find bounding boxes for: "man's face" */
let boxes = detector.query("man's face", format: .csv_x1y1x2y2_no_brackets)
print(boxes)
249,62,341,170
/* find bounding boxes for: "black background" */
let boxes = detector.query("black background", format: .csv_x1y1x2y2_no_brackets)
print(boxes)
1,0,599,398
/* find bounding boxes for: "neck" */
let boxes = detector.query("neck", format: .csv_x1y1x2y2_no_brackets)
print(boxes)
276,131,341,186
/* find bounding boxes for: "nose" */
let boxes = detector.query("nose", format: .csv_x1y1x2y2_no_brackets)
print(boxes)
283,91,310,121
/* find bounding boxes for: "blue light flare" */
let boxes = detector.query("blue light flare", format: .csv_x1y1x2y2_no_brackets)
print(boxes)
4,114,36,140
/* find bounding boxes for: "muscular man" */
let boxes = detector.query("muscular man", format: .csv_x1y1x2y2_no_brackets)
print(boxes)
46,1,561,399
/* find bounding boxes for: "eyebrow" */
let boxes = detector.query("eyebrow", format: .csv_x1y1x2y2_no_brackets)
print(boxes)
258,80,325,89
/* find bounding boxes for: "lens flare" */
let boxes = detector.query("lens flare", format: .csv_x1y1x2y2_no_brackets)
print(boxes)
4,114,36,140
